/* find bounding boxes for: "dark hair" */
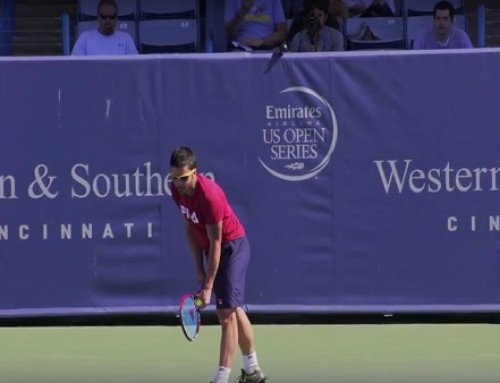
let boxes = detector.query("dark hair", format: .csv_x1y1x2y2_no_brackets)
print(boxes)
304,0,330,14
98,0,118,13
170,147,197,169
433,1,455,19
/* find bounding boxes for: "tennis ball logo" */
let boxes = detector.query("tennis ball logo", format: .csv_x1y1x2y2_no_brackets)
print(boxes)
259,86,338,181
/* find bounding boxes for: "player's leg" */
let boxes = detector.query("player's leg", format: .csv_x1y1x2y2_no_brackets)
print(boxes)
216,237,267,383
236,307,266,381
236,307,254,355
211,240,243,383
212,308,238,383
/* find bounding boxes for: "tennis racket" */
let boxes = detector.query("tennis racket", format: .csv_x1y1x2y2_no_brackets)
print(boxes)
178,293,201,341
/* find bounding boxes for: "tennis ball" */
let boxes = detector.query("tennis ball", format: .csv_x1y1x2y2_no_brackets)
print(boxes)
195,298,203,307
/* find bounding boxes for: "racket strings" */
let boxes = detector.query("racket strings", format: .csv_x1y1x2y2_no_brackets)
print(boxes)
179,296,200,341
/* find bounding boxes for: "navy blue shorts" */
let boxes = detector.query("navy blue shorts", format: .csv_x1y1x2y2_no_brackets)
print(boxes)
213,236,250,309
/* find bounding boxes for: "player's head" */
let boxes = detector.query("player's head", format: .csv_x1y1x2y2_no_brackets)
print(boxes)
433,1,455,37
97,0,118,36
170,147,197,196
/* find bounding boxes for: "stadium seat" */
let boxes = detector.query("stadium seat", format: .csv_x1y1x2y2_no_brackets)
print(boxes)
138,19,198,53
139,0,198,20
346,17,405,50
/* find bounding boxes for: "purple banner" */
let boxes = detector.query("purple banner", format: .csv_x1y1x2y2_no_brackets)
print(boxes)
1,50,500,316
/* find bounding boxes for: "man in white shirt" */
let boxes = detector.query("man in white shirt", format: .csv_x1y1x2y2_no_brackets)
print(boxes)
413,0,472,49
72,0,137,56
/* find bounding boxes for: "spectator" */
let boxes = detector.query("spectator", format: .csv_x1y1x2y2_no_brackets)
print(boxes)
413,0,472,50
287,0,347,42
72,0,137,56
289,0,344,51
225,0,287,51
343,0,396,17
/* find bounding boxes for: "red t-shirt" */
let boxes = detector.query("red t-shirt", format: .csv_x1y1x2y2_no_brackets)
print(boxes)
171,174,245,254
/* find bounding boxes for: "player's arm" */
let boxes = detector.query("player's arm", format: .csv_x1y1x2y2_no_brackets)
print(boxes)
184,220,204,281
199,221,223,306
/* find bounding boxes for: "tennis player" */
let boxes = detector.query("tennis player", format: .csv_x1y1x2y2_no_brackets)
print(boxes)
169,147,267,383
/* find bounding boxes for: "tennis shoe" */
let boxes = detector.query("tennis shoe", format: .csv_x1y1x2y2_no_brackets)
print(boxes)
236,367,267,383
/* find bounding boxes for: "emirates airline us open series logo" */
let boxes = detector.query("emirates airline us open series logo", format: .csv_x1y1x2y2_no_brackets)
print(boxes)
258,86,338,181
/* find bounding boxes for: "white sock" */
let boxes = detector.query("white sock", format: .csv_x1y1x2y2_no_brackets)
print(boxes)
243,351,259,375
213,366,231,383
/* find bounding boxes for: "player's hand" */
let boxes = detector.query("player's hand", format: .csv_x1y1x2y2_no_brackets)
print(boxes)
196,288,211,309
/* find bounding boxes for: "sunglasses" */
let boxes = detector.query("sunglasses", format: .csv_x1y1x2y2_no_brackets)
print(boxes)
99,13,117,20
171,169,196,182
